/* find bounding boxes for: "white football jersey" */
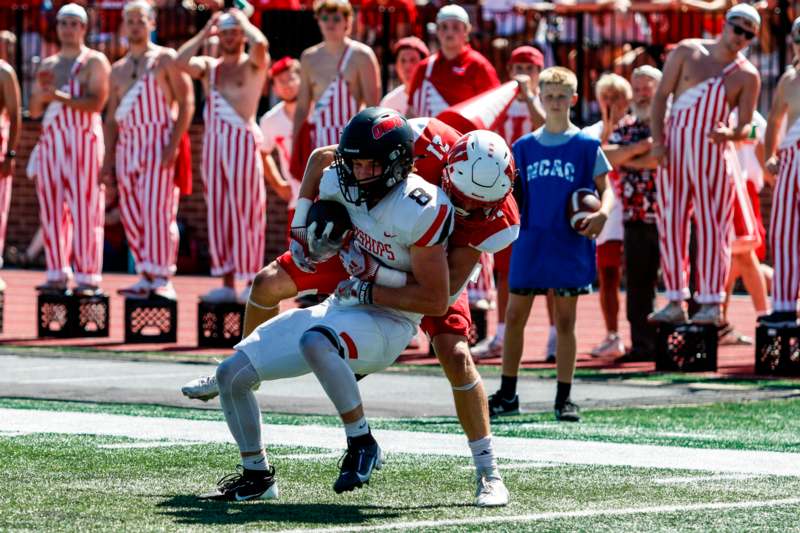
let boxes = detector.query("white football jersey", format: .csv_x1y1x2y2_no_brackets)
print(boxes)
319,166,454,323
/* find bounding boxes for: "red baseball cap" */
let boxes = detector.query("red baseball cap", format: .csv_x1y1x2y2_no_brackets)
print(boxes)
509,46,544,68
393,36,430,61
269,56,299,78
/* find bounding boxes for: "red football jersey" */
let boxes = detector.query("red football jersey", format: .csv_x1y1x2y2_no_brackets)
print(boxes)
449,195,520,253
408,117,462,186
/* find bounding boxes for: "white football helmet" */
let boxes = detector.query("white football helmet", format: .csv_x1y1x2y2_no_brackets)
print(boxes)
442,130,515,218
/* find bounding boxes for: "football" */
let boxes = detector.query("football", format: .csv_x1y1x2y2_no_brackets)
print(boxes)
567,188,601,233
307,200,353,242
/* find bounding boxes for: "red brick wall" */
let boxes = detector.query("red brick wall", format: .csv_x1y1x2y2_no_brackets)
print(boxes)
8,122,290,274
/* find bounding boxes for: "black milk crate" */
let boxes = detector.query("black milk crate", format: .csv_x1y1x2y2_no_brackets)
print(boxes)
755,325,800,376
198,301,246,348
124,296,177,343
655,323,718,372
468,307,487,347
38,292,110,338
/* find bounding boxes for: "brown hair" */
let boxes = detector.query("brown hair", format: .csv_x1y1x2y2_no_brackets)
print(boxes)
313,0,353,18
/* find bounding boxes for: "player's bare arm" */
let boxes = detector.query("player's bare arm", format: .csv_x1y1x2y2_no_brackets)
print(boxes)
764,71,790,174
0,62,20,178
56,53,110,113
446,246,483,295
603,138,653,167
162,49,195,167
175,12,219,81
372,244,450,316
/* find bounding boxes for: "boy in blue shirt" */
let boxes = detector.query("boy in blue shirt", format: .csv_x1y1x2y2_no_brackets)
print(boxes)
489,67,614,422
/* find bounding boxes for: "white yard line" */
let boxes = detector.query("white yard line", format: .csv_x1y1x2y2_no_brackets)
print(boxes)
652,473,762,484
1,408,799,478
280,497,800,533
15,372,194,384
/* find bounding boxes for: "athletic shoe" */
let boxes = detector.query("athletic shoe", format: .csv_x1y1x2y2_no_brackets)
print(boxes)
544,328,557,360
472,335,503,360
758,311,799,328
151,279,177,301
181,375,220,401
690,304,721,326
487,392,519,418
554,400,581,422
73,284,103,297
475,474,509,507
198,465,279,501
201,286,238,304
333,437,382,494
118,278,152,298
647,301,687,324
35,280,68,294
718,324,753,345
590,333,625,357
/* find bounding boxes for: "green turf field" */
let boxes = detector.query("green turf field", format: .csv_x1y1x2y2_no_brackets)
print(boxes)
1,397,799,532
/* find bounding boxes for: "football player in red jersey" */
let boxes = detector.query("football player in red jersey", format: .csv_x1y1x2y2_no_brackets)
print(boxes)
184,116,519,506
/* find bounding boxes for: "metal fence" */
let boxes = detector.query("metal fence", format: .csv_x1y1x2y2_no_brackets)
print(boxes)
1,1,796,125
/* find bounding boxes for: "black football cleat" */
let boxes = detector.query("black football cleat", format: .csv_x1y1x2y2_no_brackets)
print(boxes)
198,466,279,501
333,437,382,494
555,400,581,422
488,392,520,418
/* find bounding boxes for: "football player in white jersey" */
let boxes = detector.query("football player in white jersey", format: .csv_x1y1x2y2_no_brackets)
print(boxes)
198,108,453,502
185,119,519,506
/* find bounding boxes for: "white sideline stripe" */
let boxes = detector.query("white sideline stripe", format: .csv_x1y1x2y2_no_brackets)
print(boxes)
460,462,561,471
98,441,204,449
281,498,800,533
653,474,761,485
16,372,193,384
1,408,799,477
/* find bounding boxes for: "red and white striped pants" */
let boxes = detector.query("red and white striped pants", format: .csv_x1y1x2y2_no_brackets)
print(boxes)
0,174,10,269
770,143,800,312
116,124,180,278
656,134,736,304
202,123,266,282
34,127,105,285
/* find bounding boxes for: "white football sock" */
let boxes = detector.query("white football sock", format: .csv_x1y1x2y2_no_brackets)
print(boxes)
469,435,499,478
344,416,369,438
242,451,268,471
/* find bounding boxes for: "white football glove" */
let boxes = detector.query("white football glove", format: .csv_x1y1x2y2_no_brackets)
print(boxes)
307,220,351,262
289,225,316,273
334,277,373,306
339,241,380,281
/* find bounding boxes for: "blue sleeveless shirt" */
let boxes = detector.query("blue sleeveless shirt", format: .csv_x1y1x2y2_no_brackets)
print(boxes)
510,131,600,290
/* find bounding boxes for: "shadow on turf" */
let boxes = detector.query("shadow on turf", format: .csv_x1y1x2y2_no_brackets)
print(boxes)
157,495,470,526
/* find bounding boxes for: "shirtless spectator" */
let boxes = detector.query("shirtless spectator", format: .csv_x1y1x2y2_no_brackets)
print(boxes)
293,0,380,151
177,8,270,303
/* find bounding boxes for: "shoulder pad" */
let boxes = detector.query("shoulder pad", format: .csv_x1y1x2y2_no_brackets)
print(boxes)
397,176,454,247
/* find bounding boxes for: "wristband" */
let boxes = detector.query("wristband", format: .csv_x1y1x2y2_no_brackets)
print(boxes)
292,198,313,227
358,281,374,305
375,266,407,288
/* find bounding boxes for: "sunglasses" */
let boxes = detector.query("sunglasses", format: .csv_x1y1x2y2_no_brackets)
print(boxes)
318,13,344,23
728,22,756,40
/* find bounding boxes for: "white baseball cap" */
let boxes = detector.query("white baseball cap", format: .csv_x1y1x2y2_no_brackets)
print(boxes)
57,3,88,24
218,13,241,31
436,4,470,26
725,3,761,28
